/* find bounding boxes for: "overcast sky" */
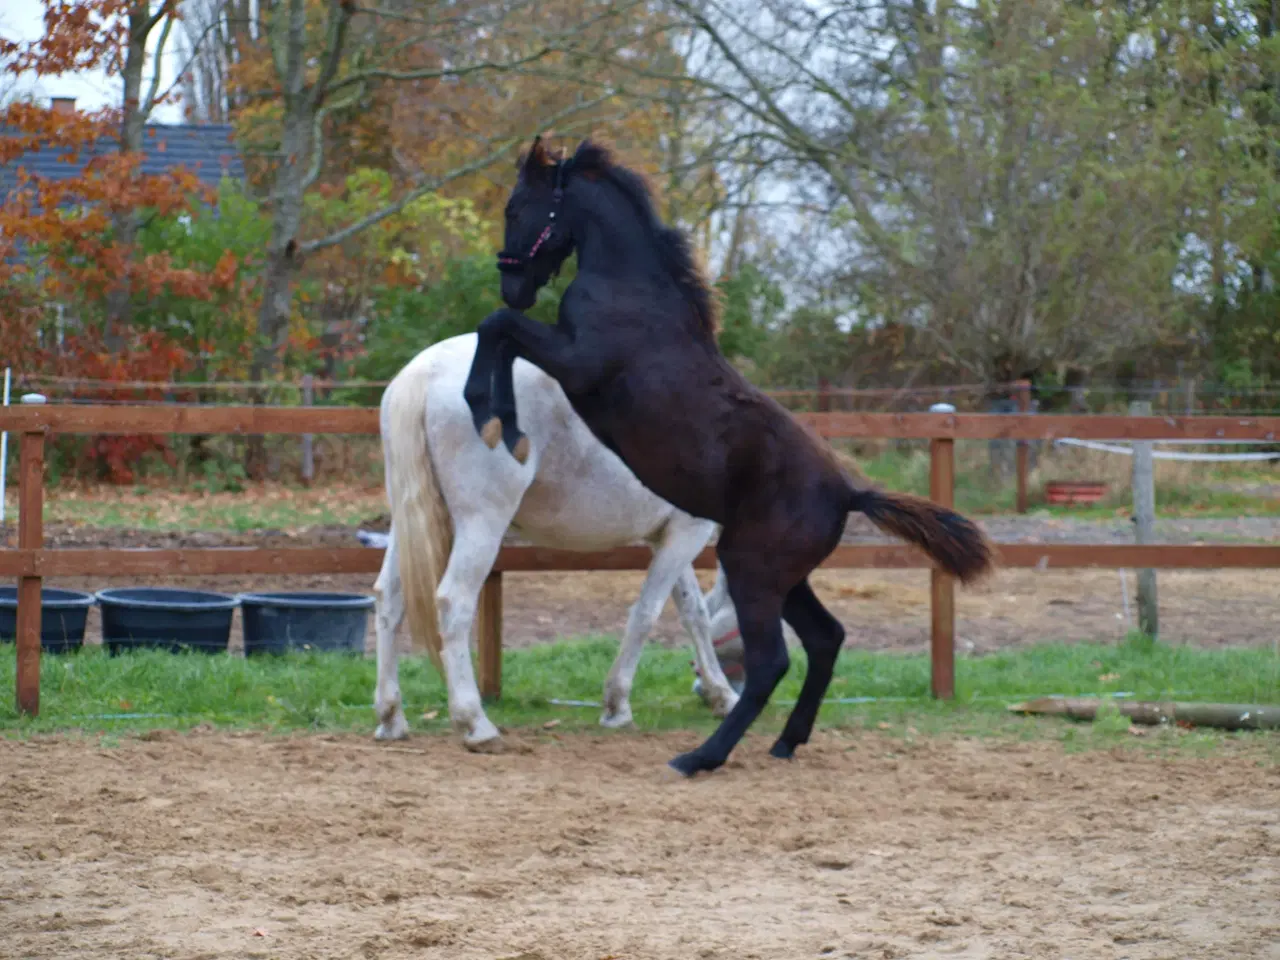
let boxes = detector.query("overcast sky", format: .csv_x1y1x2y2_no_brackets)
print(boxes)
1,0,185,122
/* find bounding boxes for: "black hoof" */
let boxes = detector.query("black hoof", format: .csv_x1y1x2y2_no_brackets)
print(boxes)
769,739,796,760
668,750,721,778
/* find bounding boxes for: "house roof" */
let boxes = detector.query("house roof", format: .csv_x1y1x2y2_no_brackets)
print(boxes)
0,123,244,200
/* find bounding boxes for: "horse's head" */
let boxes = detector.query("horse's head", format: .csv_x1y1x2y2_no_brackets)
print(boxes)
497,136,576,310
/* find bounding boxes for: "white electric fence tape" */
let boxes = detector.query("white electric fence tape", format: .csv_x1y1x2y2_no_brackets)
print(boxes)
1053,437,1280,462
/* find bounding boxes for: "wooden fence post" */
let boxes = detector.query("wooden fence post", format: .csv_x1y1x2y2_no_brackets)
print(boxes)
477,571,503,701
1015,379,1031,513
16,429,46,716
1129,400,1158,638
817,378,831,414
928,406,956,700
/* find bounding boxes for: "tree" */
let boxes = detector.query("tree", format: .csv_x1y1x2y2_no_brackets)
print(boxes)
169,0,731,475
0,0,222,351
174,0,256,123
198,0,677,474
610,0,1280,386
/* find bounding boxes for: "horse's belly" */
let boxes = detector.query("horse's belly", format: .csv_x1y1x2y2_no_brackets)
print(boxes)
571,404,727,525
511,384,677,549
512,474,671,549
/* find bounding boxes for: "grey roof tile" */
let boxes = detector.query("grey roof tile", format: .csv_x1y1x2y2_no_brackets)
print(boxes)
0,123,244,200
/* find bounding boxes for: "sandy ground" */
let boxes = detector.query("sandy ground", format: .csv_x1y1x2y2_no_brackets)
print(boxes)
1,730,1277,960
27,519,1280,655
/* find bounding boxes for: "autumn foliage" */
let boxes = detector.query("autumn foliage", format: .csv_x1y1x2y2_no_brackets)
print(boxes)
71,330,193,483
0,106,218,307
0,2,248,480
0,1,242,312
1,0,731,484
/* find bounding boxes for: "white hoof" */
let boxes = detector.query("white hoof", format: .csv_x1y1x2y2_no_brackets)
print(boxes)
374,710,410,741
600,703,634,729
707,688,740,718
692,678,740,717
461,715,502,751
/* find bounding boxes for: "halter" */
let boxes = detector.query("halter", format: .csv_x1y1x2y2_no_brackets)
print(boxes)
496,159,571,274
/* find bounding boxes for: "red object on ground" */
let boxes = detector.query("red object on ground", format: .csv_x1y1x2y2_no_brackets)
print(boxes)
1044,480,1108,505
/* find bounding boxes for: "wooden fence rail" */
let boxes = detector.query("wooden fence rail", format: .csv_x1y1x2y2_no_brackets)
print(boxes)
5,405,1280,717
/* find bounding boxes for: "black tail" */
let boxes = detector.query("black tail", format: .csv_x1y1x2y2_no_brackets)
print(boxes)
850,488,994,584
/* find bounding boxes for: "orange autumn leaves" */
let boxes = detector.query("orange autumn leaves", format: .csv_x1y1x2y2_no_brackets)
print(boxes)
0,1,238,303
0,106,229,300
0,0,139,77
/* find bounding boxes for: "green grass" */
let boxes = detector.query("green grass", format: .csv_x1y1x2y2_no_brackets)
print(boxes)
3,637,1277,756
10,484,389,532
61,497,375,532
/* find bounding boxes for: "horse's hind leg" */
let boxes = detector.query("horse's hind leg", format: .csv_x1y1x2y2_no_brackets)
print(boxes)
668,558,789,776
704,561,730,617
671,566,739,718
437,517,510,749
373,528,409,740
601,518,721,726
769,579,844,760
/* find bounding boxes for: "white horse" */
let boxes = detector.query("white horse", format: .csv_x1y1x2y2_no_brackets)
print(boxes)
373,332,745,749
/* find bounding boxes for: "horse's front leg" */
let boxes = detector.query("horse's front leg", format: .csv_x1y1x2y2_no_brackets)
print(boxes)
465,308,606,459
488,337,531,464
463,314,503,448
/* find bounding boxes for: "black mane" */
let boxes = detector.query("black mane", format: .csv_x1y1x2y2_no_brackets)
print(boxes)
570,141,720,341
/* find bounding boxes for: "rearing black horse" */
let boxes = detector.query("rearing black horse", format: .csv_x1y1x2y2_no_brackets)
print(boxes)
464,137,994,776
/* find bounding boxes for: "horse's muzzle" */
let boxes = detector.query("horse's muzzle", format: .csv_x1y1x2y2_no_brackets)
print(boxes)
501,271,537,311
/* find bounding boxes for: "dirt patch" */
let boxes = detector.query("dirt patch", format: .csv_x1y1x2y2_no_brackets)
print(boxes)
1,730,1276,959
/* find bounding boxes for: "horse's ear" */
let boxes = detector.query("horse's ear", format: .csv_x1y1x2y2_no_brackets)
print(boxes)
522,135,553,179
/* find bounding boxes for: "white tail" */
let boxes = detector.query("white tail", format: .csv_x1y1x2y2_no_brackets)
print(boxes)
381,356,454,670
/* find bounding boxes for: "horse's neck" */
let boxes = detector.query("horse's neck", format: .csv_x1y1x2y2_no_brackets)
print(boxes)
574,200,662,278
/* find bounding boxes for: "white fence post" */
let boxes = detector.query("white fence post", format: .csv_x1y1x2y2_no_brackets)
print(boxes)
1129,399,1158,639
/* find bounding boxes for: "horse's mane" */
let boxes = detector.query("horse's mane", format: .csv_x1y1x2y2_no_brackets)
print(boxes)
567,140,721,341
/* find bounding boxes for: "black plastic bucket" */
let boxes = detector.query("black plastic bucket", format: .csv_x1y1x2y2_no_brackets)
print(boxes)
96,587,238,655
239,591,374,656
0,586,95,653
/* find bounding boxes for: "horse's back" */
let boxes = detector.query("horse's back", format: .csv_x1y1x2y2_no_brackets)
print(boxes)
410,334,685,549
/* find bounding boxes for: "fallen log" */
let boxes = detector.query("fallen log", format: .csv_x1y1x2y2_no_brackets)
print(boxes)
1008,697,1280,731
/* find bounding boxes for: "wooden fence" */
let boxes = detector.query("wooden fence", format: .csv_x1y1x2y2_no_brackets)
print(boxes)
4,405,1280,718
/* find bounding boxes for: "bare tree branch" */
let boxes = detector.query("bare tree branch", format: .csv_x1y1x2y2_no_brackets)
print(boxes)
301,81,364,190
146,0,176,34
164,10,227,114
299,92,616,256
141,11,176,117
327,46,556,94
311,0,354,109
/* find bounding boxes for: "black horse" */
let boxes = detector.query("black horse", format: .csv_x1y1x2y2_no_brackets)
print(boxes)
464,137,994,776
